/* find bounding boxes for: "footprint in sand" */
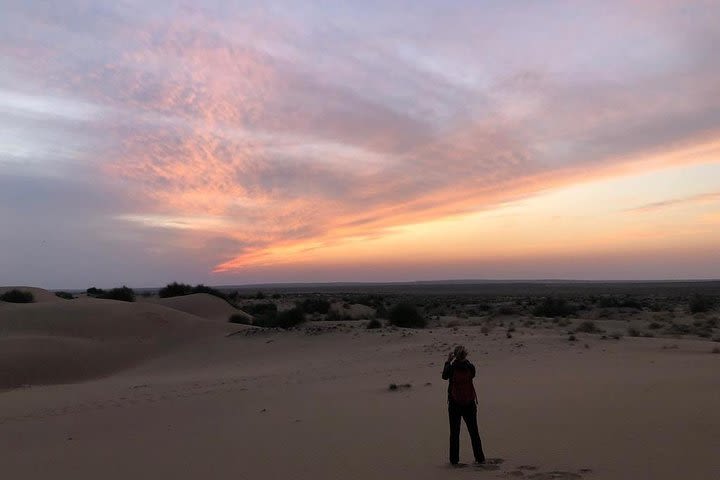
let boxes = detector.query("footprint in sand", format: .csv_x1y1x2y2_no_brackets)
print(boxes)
473,458,504,471
526,471,583,480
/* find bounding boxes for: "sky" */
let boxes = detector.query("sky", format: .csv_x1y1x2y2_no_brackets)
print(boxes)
1,0,719,289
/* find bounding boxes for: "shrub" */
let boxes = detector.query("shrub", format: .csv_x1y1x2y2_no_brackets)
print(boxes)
388,303,426,328
532,297,576,317
627,327,641,337
191,284,228,300
366,318,382,329
0,289,34,303
388,383,411,391
255,291,266,299
277,307,305,328
575,320,603,334
299,297,331,314
158,282,193,298
689,294,715,314
496,304,517,315
100,286,135,302
255,307,305,329
648,321,663,330
244,302,278,318
86,287,105,296
229,314,253,325
666,323,691,335
55,291,75,300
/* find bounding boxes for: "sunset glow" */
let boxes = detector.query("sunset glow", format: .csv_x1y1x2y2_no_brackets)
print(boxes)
1,1,719,287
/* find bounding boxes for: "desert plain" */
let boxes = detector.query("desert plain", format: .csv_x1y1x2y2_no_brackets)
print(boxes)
1,282,719,480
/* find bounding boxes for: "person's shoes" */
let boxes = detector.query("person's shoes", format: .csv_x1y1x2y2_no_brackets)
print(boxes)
474,459,486,465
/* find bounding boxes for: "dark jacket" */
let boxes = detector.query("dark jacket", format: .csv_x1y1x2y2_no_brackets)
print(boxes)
442,359,476,404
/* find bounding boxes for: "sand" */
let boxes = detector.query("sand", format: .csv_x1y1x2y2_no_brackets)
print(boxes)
0,291,240,388
145,293,252,322
1,290,719,480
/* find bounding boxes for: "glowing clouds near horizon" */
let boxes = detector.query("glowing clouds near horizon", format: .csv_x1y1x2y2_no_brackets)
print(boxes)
1,0,720,285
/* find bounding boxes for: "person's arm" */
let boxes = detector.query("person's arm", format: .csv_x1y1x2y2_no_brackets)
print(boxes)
442,353,454,379
469,362,476,379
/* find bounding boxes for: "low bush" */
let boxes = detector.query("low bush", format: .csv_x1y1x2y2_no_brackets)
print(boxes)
366,318,382,329
254,307,305,329
666,323,691,335
627,327,641,337
158,282,193,298
388,303,426,328
689,294,716,314
0,289,34,303
298,297,331,314
100,286,135,302
244,302,278,318
229,314,253,325
597,295,643,309
532,296,576,317
575,320,603,334
86,287,105,296
191,284,228,301
54,291,75,300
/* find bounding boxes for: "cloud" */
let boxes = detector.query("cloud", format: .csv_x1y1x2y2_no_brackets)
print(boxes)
1,0,720,282
625,192,720,214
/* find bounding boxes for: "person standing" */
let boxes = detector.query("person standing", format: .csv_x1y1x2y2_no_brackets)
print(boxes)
442,345,486,465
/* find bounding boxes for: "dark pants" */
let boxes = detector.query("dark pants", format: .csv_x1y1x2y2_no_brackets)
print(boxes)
448,401,485,464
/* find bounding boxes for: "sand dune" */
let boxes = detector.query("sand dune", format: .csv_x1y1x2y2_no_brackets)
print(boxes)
146,293,252,322
0,290,241,389
1,325,718,480
2,287,719,479
0,286,67,303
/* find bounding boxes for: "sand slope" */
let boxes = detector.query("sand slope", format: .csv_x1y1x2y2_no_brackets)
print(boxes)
146,293,252,322
1,326,718,480
0,294,240,388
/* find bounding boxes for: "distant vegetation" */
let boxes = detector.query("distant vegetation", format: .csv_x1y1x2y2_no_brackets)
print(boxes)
254,307,305,329
366,318,382,329
158,282,193,297
100,286,136,302
229,313,253,325
86,286,135,302
0,289,34,303
575,320,603,334
298,297,331,314
54,291,75,300
532,296,576,317
158,282,230,302
689,294,716,314
231,302,306,329
388,303,426,328
243,302,278,319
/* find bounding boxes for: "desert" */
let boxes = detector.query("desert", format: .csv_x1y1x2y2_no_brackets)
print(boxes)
2,282,718,480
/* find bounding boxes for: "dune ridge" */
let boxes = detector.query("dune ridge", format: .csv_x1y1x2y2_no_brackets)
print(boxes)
146,292,252,322
0,288,242,389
